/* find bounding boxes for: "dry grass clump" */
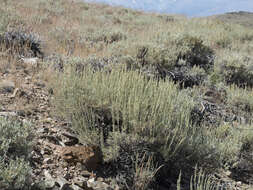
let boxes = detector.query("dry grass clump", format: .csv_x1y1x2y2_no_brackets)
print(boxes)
0,117,32,190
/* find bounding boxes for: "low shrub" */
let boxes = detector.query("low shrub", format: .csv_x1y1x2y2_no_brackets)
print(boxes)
215,52,253,87
134,35,214,71
54,67,231,188
55,67,194,147
117,34,215,87
0,117,32,190
226,85,253,119
85,29,127,45
103,132,163,189
0,30,43,57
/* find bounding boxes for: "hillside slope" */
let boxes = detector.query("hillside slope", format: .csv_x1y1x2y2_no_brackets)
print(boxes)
85,0,253,16
213,11,253,28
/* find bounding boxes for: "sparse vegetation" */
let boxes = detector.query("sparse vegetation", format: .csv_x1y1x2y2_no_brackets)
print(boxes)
0,117,32,190
1,0,253,189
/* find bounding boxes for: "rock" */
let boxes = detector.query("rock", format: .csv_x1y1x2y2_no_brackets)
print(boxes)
62,132,79,146
73,176,88,187
63,173,71,180
55,176,70,189
44,170,56,189
97,177,104,182
70,184,84,190
87,178,112,190
43,157,53,164
41,135,61,145
61,183,74,190
17,110,27,117
59,145,103,171
81,170,93,177
225,170,231,176
236,181,242,187
0,80,15,93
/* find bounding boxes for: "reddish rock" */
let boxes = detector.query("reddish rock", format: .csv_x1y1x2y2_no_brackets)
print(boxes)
59,145,103,171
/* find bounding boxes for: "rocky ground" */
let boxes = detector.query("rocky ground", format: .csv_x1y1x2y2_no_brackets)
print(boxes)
0,58,119,190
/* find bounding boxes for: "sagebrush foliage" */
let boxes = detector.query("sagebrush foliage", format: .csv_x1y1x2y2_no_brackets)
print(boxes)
0,117,32,190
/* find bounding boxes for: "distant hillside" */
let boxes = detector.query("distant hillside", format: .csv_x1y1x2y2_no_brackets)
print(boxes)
85,0,253,17
213,11,253,28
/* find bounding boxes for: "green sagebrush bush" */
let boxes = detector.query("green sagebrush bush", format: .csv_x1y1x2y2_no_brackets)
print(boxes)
214,52,253,87
0,30,43,57
134,35,214,71
111,34,215,87
226,85,253,121
55,66,194,150
0,117,32,190
54,66,229,186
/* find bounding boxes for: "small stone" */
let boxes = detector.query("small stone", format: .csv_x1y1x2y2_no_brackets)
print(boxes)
56,176,70,188
225,170,231,176
97,177,104,182
62,132,79,146
63,173,71,180
17,110,26,117
114,185,120,190
44,170,55,188
71,184,84,190
81,170,92,177
61,183,74,190
25,76,32,81
236,181,242,186
87,178,111,190
87,178,95,188
43,158,53,164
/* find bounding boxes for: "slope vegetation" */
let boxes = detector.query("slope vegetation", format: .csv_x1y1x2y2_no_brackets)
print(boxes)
0,0,253,190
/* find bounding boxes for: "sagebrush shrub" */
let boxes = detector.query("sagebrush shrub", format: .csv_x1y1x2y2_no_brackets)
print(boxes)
226,85,253,115
0,30,43,57
215,52,253,87
0,117,32,190
54,66,234,188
